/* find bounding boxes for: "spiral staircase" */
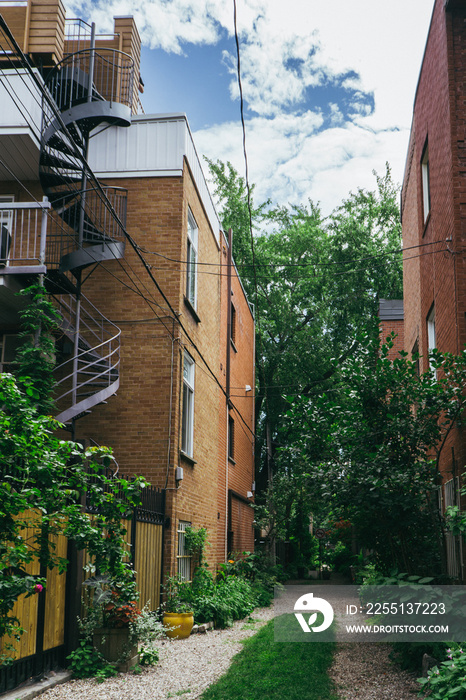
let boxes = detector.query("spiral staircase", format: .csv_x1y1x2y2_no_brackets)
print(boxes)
38,23,134,425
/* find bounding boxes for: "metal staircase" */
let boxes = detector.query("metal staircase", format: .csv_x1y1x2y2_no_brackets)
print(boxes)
38,20,134,425
53,294,121,424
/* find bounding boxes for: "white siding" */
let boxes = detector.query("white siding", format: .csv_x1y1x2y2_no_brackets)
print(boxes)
88,113,220,241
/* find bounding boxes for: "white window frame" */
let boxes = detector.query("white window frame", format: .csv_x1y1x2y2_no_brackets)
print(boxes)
186,208,198,309
181,351,195,457
421,144,430,223
177,520,192,581
0,195,14,266
427,304,436,377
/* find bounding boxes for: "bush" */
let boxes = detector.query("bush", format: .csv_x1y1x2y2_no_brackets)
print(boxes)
166,550,279,629
66,640,113,679
418,644,466,699
390,641,448,673
191,575,256,628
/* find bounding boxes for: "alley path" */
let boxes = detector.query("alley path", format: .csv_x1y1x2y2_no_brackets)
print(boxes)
35,599,420,700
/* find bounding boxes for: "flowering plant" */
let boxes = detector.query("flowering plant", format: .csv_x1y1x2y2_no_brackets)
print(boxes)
104,593,141,628
418,644,466,699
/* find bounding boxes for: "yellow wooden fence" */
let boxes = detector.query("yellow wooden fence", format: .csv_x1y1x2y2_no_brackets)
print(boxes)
1,496,164,692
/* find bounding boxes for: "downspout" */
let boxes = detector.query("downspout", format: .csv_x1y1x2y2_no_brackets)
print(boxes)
225,228,232,560
164,323,178,490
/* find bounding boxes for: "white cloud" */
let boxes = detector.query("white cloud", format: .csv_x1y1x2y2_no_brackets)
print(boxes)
64,0,435,213
194,117,409,215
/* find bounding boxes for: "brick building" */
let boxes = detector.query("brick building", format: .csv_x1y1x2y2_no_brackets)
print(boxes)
378,299,404,361
0,0,255,597
401,0,466,578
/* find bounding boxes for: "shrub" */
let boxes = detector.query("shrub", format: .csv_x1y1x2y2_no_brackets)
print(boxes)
418,644,466,699
66,640,112,679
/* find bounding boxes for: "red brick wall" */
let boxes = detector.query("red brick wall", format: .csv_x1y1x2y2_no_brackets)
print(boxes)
216,231,255,562
379,318,404,361
402,0,466,485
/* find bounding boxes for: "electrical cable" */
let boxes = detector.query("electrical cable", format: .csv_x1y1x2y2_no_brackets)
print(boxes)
137,237,445,270
0,27,257,442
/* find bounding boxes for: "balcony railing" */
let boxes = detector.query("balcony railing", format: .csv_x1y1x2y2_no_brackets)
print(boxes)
0,200,50,270
0,187,127,275
43,48,134,120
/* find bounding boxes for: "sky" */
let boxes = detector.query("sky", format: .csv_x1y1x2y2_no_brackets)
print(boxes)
64,0,435,216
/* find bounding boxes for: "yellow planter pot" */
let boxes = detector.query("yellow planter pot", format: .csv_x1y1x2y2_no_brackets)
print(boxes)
163,612,194,639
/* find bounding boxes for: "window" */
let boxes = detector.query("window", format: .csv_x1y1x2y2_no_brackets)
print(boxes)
427,305,436,376
412,340,420,376
230,302,237,347
186,209,198,309
181,351,194,457
0,195,14,266
0,334,25,372
228,414,235,461
421,143,430,223
177,520,192,581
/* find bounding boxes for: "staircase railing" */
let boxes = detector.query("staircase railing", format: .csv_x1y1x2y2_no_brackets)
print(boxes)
53,293,120,424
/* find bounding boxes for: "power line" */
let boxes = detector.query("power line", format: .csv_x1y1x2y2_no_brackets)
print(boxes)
0,29,257,443
138,237,444,270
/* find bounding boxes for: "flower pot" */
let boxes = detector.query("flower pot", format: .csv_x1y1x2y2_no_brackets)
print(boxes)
93,627,138,668
162,612,194,639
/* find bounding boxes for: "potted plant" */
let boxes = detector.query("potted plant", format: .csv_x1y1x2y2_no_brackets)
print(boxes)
162,576,194,639
80,576,163,670
92,591,141,669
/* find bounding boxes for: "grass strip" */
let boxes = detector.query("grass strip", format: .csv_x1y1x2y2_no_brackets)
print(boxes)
200,617,338,700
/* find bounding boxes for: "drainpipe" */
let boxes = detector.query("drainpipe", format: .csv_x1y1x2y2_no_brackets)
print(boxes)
225,228,232,560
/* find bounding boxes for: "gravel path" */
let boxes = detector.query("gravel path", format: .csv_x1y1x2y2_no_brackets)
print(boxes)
38,606,420,700
330,642,419,699
39,607,275,700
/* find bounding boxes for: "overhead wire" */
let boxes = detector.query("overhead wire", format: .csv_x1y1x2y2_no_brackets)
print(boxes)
0,24,257,442
137,237,446,270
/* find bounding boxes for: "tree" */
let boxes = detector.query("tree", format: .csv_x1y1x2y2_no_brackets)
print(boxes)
281,333,466,575
207,160,403,496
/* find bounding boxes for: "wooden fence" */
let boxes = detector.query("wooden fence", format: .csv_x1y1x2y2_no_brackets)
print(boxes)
0,484,165,695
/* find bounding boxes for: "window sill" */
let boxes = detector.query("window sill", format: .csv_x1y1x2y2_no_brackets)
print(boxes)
184,296,201,324
180,451,197,466
228,456,236,466
230,339,237,353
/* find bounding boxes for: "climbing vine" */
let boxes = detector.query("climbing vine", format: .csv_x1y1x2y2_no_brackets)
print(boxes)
0,287,146,663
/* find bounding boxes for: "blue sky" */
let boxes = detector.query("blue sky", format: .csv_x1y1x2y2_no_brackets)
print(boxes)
65,0,435,216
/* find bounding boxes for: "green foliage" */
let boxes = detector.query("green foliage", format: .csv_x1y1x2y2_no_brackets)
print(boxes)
139,645,159,666
162,549,279,628
390,642,448,673
281,334,466,575
66,640,112,679
0,371,147,659
162,575,195,613
200,618,337,700
191,575,256,629
207,159,404,557
184,525,208,568
418,644,466,699
15,283,61,415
